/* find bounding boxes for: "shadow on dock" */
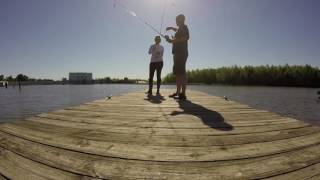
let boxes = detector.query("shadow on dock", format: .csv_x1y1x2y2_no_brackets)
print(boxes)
144,94,166,104
171,100,234,131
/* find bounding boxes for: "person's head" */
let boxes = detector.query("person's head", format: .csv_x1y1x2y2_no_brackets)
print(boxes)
176,14,185,27
154,36,161,44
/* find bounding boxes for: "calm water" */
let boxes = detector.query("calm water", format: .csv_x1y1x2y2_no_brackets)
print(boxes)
189,85,320,126
0,84,319,126
0,84,145,122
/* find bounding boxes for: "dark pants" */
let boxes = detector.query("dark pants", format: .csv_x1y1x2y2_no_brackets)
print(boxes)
149,61,163,93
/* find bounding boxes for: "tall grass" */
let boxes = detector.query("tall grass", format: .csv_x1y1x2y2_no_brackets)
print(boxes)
163,64,320,87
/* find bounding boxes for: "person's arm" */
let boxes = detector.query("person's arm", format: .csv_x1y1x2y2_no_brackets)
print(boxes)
166,27,178,32
172,27,189,43
165,35,189,44
148,45,154,54
165,27,189,44
165,35,174,43
160,46,164,58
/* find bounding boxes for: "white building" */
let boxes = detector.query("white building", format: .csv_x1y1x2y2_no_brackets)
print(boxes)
69,73,93,84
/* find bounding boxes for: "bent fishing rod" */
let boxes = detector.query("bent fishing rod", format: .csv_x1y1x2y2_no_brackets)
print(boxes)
113,0,166,38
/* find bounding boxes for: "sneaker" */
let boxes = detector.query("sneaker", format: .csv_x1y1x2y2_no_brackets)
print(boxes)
174,93,187,100
169,93,178,98
146,90,152,95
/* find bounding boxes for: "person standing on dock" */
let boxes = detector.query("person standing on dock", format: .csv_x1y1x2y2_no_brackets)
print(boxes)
165,14,189,100
147,36,164,95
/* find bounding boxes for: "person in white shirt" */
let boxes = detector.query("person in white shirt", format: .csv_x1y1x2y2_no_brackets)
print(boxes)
147,36,164,95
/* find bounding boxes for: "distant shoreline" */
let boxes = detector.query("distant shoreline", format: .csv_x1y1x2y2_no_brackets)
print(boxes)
2,82,320,89
163,65,320,88
2,65,320,88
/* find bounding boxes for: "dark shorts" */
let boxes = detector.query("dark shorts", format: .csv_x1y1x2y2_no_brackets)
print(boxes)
173,53,188,75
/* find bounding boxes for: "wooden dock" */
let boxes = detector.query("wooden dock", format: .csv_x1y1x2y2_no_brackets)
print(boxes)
0,89,320,179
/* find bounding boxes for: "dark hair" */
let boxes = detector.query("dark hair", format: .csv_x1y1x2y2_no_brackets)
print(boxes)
154,36,161,43
176,14,185,22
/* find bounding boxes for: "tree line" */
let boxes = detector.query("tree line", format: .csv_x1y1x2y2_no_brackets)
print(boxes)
0,74,143,84
163,65,320,87
0,74,31,81
92,77,140,84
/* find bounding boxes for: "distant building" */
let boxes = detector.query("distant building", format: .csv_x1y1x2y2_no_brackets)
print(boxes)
69,73,93,84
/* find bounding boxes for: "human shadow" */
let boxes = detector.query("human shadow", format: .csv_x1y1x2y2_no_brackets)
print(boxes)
171,100,233,131
144,94,166,104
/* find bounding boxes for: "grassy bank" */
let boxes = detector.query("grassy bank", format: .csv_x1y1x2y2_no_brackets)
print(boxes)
163,65,320,87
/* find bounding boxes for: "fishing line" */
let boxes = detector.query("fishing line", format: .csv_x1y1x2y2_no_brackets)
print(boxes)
113,0,165,37
159,0,168,34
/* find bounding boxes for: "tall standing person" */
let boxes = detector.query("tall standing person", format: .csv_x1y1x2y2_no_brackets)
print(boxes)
147,36,164,95
165,14,189,100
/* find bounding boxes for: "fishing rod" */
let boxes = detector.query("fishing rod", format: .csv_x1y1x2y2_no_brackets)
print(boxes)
159,0,168,34
113,0,166,38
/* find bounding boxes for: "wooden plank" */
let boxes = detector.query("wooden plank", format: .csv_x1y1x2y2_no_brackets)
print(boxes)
0,132,113,179
1,131,320,179
62,126,320,146
53,108,278,117
79,107,283,120
33,124,320,146
266,163,320,180
1,122,320,162
69,104,256,111
2,119,310,136
0,147,95,180
40,112,288,127
0,174,8,180
7,118,320,147
28,115,300,129
308,174,320,180
36,113,297,125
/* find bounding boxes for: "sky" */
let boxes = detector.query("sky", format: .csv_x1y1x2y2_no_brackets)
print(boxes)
0,0,320,80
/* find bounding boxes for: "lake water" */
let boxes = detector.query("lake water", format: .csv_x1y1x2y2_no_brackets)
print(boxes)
0,84,145,122
189,85,320,126
0,84,319,126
